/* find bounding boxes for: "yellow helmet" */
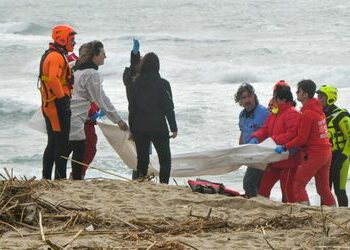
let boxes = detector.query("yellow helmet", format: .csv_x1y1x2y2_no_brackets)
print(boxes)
317,85,338,105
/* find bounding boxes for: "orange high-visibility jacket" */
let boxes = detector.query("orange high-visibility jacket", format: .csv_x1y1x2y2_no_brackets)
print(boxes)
40,50,72,132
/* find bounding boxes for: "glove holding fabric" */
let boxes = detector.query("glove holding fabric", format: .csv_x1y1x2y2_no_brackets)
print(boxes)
90,110,105,121
132,38,140,55
275,145,286,154
248,137,259,144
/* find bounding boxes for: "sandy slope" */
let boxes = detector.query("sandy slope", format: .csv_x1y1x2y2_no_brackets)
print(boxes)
0,179,349,249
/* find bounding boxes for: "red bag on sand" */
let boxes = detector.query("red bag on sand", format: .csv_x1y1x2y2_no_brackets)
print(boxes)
188,179,242,197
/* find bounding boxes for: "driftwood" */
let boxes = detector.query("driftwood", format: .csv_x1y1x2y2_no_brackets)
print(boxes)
0,178,103,249
1,176,350,249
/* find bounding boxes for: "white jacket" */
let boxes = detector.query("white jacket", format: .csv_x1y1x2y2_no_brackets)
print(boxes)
69,68,122,141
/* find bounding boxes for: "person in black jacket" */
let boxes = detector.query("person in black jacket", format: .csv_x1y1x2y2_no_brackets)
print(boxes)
123,39,151,180
124,50,177,184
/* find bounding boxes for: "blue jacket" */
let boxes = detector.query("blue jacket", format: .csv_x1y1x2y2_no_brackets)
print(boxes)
239,104,269,144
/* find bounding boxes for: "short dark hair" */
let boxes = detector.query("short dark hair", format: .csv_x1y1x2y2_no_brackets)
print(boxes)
274,85,296,107
234,82,259,105
297,79,316,98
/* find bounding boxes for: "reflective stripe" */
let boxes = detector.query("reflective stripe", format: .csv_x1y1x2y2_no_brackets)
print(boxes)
40,75,67,86
327,109,349,151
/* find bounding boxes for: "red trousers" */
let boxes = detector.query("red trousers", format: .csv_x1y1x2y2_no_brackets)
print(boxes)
259,166,296,203
293,150,336,206
82,123,97,176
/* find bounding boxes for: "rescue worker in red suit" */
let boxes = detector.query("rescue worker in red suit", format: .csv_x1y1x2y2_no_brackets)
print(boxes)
250,83,302,203
39,24,76,179
275,79,336,206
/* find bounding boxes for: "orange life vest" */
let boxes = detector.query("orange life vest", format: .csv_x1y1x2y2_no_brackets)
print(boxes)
38,43,73,132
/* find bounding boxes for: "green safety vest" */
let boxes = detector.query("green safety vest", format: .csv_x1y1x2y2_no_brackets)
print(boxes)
326,107,350,154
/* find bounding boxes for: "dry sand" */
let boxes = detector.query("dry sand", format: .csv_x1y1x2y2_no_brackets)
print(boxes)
1,179,350,249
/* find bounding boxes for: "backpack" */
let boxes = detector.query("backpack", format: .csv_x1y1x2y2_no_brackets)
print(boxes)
188,179,242,197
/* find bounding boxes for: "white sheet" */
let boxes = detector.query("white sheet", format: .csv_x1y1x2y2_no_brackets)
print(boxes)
98,123,289,177
28,108,46,134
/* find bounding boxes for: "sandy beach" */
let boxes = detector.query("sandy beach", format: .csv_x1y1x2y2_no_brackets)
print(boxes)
0,178,350,249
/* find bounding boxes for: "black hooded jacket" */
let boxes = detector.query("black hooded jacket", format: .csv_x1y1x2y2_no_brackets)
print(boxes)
124,52,177,133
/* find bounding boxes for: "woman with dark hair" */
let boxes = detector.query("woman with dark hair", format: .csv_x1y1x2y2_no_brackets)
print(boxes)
275,79,336,206
251,84,301,203
68,40,128,179
123,39,153,180
125,52,177,184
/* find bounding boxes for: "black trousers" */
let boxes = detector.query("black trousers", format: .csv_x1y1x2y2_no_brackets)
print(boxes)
43,114,70,180
329,151,349,207
66,140,85,180
134,132,171,184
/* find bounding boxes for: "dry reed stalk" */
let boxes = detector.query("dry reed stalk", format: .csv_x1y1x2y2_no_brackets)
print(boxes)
326,216,350,236
13,221,39,230
146,241,157,250
4,168,13,180
0,221,23,237
177,240,200,250
55,200,89,211
0,173,7,180
39,210,45,241
0,179,101,237
61,156,130,181
62,228,84,249
113,215,139,230
260,226,275,250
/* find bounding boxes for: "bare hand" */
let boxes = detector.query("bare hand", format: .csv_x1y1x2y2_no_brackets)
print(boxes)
169,131,177,139
117,120,129,131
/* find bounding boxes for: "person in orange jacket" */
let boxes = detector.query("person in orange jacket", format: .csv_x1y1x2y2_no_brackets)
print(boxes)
38,24,77,179
275,79,336,206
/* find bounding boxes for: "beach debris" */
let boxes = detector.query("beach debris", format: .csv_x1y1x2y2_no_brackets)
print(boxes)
260,226,275,250
85,224,94,232
0,178,104,249
1,176,349,249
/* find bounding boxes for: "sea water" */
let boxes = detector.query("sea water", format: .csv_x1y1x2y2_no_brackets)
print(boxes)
0,0,350,205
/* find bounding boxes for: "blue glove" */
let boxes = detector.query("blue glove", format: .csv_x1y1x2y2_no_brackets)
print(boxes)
132,38,140,55
248,137,259,144
99,110,105,118
90,110,105,121
275,145,285,154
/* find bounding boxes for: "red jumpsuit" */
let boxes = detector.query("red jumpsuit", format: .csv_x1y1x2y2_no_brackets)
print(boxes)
253,102,302,203
285,98,336,206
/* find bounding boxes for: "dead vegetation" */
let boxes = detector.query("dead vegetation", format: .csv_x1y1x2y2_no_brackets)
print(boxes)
0,172,350,249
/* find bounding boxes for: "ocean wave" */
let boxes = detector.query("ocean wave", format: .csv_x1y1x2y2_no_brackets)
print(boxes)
112,33,233,44
95,50,350,87
0,98,37,120
0,21,47,35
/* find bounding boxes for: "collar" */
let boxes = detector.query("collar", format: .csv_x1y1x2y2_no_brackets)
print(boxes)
49,43,68,55
242,105,257,118
76,61,98,71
